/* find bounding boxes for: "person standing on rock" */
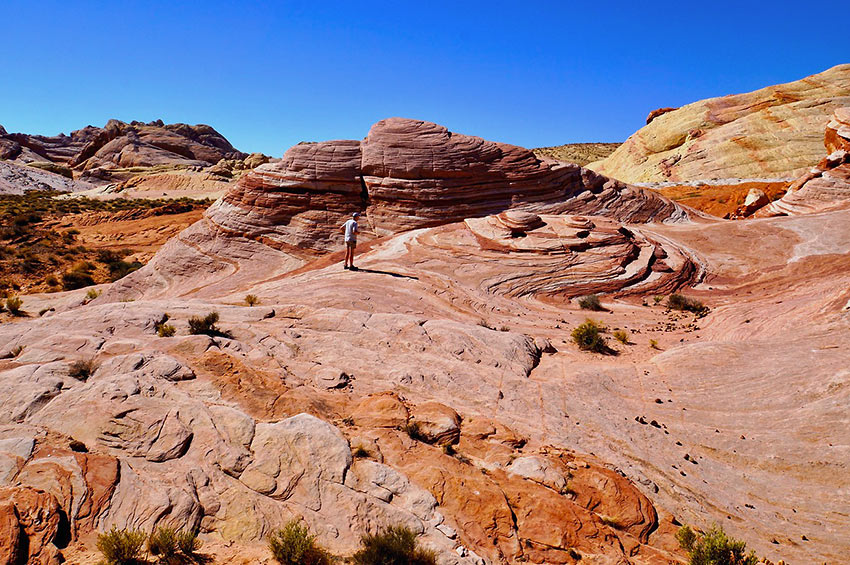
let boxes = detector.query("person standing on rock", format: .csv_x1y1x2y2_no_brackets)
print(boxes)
341,212,360,270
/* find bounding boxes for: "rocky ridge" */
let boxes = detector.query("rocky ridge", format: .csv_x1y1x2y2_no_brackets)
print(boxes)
588,64,850,183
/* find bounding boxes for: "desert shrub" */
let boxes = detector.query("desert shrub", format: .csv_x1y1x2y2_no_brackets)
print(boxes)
69,358,98,381
175,530,202,559
667,294,708,315
86,288,101,300
62,270,96,290
677,525,758,565
353,446,371,458
108,259,143,281
96,249,133,264
148,526,178,560
5,296,23,316
158,324,176,338
268,520,332,565
649,339,660,350
352,525,436,565
96,526,147,565
477,319,495,330
71,260,96,273
45,275,59,287
403,421,428,442
188,311,230,338
613,330,629,344
244,294,259,306
571,319,609,353
577,294,604,311
653,295,664,304
154,314,176,337
600,516,622,529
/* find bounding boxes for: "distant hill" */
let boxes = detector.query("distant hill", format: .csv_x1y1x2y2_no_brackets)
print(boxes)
532,142,620,166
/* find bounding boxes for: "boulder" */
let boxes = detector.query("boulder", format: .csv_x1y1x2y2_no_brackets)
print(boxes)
409,402,461,446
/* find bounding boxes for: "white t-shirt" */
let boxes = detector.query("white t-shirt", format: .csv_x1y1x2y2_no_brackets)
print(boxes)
344,219,358,241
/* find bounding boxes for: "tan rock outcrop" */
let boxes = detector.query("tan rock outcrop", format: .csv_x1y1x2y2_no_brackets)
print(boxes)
589,64,850,182
758,108,850,216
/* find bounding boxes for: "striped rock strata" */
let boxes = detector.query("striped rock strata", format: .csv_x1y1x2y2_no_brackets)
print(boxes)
207,117,689,254
758,108,850,216
589,64,850,182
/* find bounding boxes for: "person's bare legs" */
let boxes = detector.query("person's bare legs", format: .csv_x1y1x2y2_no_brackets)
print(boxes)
348,242,356,269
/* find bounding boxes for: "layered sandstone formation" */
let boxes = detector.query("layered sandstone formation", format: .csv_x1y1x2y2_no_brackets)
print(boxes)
208,117,689,255
757,108,850,216
588,64,850,182
0,119,245,172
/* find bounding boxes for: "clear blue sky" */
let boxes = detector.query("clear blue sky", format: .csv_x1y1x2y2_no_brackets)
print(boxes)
1,1,846,156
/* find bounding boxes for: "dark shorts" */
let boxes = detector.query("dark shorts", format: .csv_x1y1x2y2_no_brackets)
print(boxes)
346,240,356,248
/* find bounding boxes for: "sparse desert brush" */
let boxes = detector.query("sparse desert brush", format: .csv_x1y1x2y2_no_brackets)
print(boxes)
69,358,98,381
96,526,147,565
158,324,176,338
268,520,332,565
353,446,371,458
108,259,143,282
571,319,610,354
148,525,178,561
86,288,101,300
577,294,605,311
613,330,629,344
4,296,23,316
62,270,96,290
676,524,758,565
244,294,259,306
649,339,661,350
653,295,664,304
352,525,437,565
155,314,176,337
188,311,231,338
477,319,496,330
667,293,708,315
45,274,59,287
176,530,203,560
403,421,428,443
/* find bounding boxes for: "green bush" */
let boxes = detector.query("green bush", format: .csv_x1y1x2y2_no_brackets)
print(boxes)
4,296,23,316
148,526,204,564
188,312,230,338
148,526,178,561
108,259,143,282
667,294,708,315
158,324,176,338
268,520,332,565
677,525,758,565
62,270,96,290
176,530,202,558
96,526,147,565
577,294,605,311
352,525,436,565
571,319,609,354
86,288,101,300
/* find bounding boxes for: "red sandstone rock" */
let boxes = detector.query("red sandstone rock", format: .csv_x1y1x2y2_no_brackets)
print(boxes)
825,107,850,153
205,117,691,256
646,107,678,124
0,119,245,172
